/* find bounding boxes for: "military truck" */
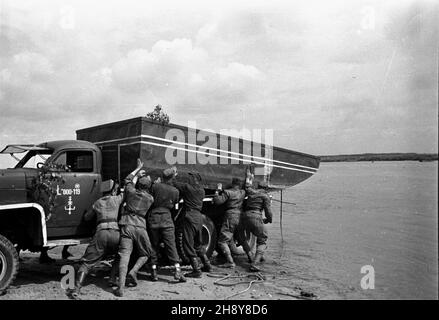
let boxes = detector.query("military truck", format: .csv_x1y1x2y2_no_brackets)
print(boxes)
0,116,319,293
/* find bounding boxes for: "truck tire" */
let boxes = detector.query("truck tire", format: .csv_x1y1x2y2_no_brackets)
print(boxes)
176,214,217,265
0,234,19,295
201,215,217,258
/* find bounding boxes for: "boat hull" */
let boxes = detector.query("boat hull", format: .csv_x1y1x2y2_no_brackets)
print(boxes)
76,117,320,190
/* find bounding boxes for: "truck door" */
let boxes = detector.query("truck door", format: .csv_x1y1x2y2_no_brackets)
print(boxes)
46,149,101,237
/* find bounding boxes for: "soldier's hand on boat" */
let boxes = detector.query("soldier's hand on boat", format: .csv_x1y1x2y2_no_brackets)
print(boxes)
136,158,144,169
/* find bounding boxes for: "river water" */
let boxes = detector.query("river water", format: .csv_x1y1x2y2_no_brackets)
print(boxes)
265,161,438,300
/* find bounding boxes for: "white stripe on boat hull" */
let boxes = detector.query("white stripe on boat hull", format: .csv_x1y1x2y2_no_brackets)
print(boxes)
93,134,318,174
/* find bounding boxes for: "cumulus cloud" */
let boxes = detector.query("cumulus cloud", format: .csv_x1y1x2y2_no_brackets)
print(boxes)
111,39,209,93
110,38,265,111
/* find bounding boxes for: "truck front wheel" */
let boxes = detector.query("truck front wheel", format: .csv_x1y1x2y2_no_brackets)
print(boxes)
0,234,19,295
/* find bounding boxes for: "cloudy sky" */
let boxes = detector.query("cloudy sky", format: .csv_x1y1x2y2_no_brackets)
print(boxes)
0,0,437,167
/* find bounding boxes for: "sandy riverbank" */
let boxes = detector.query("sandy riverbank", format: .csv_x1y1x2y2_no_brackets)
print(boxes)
0,245,315,300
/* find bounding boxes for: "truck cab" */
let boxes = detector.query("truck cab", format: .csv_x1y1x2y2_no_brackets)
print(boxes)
36,141,102,239
0,140,103,244
0,140,104,293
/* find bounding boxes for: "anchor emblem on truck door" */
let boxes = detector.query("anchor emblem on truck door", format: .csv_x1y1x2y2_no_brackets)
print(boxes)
64,196,76,215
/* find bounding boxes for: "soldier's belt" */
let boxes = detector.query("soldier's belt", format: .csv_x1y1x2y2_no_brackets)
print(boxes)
97,218,118,224
150,208,172,214
123,208,147,218
225,209,241,214
244,208,263,213
96,222,119,231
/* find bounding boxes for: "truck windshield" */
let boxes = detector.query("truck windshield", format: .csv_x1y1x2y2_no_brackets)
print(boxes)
15,150,54,169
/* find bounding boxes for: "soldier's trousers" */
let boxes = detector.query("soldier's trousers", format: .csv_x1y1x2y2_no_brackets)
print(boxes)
148,212,180,265
118,225,153,276
237,211,268,254
179,210,205,259
218,212,240,245
78,229,120,274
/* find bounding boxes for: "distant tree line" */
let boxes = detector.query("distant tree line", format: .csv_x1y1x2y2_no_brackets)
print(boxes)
319,153,438,162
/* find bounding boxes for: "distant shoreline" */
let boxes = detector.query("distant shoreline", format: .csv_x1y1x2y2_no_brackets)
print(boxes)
319,153,438,162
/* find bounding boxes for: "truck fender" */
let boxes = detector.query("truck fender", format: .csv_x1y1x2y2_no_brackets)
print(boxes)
0,203,47,246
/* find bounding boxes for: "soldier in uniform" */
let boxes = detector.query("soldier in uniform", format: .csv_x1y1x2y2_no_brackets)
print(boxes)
67,179,122,299
148,167,186,282
173,170,212,278
115,159,154,297
213,177,246,268
238,181,273,271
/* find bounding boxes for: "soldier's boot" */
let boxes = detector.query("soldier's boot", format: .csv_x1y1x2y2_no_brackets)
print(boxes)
199,254,212,272
217,243,235,269
150,265,159,281
174,263,187,282
249,253,263,272
74,269,87,293
68,268,87,299
108,259,119,287
249,244,266,272
127,256,148,287
185,257,202,278
115,272,126,297
115,260,128,297
246,251,254,264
